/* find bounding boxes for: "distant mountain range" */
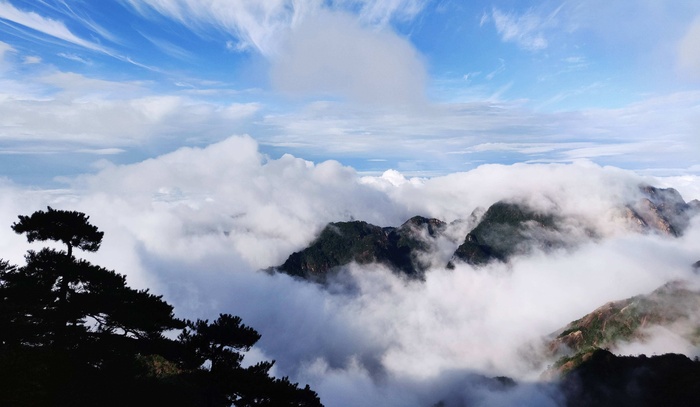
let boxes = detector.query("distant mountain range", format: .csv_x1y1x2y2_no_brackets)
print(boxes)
275,185,700,281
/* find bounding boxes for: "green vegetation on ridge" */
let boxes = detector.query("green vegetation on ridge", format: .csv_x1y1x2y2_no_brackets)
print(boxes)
549,281,700,373
278,216,446,281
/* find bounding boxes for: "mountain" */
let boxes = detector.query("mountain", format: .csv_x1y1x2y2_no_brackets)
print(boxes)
624,185,700,237
547,280,700,373
277,216,446,281
275,184,699,280
448,201,562,267
560,349,700,407
450,185,699,268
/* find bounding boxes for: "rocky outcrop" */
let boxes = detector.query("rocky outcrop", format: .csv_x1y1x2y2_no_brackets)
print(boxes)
624,185,699,237
277,216,446,281
547,280,700,373
449,201,561,267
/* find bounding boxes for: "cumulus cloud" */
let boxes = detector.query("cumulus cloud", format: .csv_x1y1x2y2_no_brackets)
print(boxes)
1,136,698,405
124,0,428,103
270,10,426,105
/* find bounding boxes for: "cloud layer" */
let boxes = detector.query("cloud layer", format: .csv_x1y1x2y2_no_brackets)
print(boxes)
1,136,698,406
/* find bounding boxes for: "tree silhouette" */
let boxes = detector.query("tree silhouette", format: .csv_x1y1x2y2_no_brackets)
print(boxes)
12,206,104,258
0,207,323,407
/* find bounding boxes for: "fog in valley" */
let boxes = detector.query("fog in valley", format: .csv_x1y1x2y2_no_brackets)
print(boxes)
1,136,698,406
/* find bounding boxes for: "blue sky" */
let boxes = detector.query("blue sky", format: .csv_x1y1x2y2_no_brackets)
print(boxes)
3,4,700,403
1,0,700,186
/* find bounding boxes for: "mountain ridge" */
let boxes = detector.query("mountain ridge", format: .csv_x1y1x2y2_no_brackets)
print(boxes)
274,185,699,282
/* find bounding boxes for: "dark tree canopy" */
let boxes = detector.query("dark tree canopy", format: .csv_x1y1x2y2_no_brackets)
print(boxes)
0,208,323,407
11,206,104,256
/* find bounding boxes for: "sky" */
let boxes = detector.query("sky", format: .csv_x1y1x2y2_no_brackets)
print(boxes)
0,0,699,186
2,2,700,406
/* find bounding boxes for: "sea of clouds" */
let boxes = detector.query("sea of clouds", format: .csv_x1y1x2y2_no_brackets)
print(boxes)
1,135,699,406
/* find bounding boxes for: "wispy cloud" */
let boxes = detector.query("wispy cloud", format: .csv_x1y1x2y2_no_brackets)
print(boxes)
346,0,427,25
57,52,91,65
0,40,13,69
123,0,314,56
75,147,126,155
483,6,563,51
123,0,427,56
0,2,162,73
485,58,505,80
139,32,195,60
677,15,700,80
22,55,40,64
462,71,481,83
0,1,105,52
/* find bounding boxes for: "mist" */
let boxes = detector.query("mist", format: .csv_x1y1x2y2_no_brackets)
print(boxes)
1,135,698,406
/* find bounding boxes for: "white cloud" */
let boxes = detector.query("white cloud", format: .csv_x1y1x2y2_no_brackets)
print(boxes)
260,90,700,175
1,137,699,406
678,15,700,80
125,0,426,56
336,0,427,25
616,325,700,358
462,71,481,83
76,148,125,155
485,58,506,80
0,1,105,52
0,40,14,71
139,32,195,60
270,10,426,105
57,53,92,65
22,55,40,64
124,0,320,56
0,66,260,148
486,7,560,51
124,1,428,103
0,40,12,55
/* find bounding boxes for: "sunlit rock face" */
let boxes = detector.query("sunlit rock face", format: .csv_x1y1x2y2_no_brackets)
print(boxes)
546,280,700,373
623,185,700,237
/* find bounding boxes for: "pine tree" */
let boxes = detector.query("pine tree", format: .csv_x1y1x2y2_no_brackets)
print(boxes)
0,207,323,406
